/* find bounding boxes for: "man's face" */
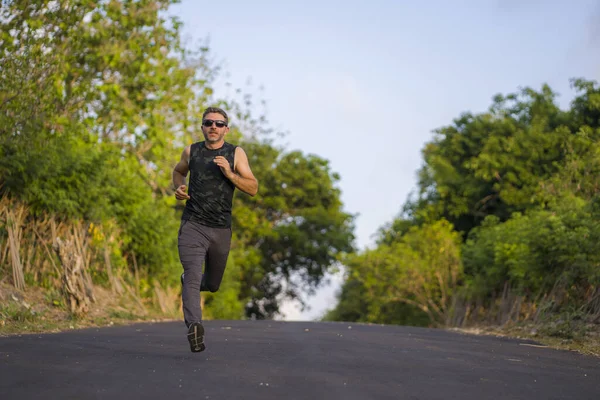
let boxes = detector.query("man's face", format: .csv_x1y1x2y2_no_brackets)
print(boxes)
201,112,229,143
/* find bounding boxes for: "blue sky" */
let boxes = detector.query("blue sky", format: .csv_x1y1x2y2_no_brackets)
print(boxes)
168,0,600,320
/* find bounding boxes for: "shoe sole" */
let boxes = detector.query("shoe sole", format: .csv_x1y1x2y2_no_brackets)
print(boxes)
187,322,205,353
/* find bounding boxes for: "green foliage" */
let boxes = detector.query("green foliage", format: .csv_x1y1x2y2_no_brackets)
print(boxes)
329,78,600,328
322,276,369,323
341,219,463,326
463,198,600,304
322,275,429,326
0,302,41,323
203,257,245,320
410,82,597,236
0,0,194,284
233,143,357,318
0,0,354,318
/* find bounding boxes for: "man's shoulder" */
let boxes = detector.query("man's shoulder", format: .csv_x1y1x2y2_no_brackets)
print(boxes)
223,142,240,155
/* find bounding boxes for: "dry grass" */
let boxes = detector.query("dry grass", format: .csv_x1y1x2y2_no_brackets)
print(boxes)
449,319,600,358
0,197,184,336
0,281,179,336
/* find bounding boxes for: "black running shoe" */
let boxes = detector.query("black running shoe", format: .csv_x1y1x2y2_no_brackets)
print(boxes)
187,322,205,353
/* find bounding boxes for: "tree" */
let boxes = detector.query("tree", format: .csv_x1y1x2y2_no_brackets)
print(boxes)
232,143,357,318
0,0,356,318
345,219,463,326
329,79,600,326
415,84,572,236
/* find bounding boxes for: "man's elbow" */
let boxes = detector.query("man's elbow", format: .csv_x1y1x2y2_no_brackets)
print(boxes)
250,181,259,196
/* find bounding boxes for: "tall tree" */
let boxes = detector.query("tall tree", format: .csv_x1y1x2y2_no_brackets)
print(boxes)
0,0,356,318
329,79,600,326
415,84,571,236
232,142,356,318
344,219,462,326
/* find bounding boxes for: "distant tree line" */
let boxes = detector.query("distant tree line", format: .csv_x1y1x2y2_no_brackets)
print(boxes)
326,79,600,330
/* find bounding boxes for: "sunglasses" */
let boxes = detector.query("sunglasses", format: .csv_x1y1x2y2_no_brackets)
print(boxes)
202,119,228,128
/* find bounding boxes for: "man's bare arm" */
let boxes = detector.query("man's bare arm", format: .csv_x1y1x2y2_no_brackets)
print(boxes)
214,147,258,196
173,146,191,200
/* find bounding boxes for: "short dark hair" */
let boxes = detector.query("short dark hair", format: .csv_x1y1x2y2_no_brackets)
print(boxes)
202,107,229,125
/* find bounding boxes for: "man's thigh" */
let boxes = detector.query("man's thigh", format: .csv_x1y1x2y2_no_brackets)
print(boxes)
178,220,211,273
203,227,232,292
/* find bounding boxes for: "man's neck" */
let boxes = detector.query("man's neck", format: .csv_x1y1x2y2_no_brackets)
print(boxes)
204,140,224,150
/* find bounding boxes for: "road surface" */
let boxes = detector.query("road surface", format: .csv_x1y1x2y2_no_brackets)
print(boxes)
1,320,598,399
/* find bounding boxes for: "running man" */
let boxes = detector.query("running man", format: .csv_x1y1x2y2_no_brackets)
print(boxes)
172,106,258,352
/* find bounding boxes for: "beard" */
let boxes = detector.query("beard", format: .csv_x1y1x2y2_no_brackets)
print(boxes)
204,131,223,143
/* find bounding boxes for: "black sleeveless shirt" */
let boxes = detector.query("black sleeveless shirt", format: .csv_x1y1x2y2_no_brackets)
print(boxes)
182,141,237,228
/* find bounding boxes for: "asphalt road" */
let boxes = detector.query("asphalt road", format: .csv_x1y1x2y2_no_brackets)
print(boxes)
0,320,598,399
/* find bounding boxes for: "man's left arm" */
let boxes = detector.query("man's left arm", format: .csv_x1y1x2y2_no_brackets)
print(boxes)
213,147,259,196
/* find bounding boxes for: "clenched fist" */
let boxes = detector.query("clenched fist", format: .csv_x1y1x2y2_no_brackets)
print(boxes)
175,184,190,200
213,156,233,178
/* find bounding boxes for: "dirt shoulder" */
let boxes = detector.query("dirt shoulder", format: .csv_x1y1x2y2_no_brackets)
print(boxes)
3,282,598,359
449,321,600,358
0,281,176,337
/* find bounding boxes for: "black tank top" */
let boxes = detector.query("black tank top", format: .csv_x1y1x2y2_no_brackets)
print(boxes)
182,141,237,228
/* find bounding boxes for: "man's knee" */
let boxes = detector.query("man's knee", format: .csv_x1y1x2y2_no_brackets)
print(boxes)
206,283,220,293
200,280,220,292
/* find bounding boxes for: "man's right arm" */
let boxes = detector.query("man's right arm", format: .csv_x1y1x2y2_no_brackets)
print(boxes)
173,146,191,200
